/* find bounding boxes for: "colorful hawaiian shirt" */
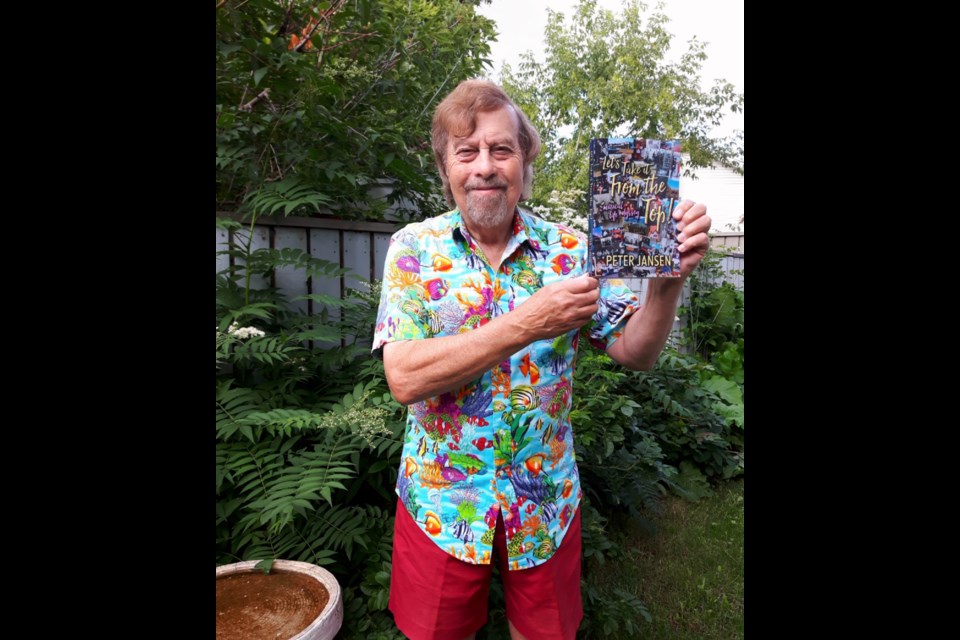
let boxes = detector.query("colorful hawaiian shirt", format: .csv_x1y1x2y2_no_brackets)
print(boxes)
372,208,640,570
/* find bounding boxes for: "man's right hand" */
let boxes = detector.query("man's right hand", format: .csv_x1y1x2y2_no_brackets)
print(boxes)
515,275,600,341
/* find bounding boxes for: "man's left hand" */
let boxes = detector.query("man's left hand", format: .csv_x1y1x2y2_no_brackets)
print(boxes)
673,199,712,279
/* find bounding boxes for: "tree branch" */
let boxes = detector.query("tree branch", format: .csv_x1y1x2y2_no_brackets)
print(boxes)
293,0,349,52
318,32,375,52
240,88,271,112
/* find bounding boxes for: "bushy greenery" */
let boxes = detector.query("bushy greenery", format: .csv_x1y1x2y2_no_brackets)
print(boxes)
681,249,744,360
216,0,495,221
677,248,744,481
216,220,407,636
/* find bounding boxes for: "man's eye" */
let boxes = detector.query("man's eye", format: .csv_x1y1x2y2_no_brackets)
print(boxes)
456,149,477,159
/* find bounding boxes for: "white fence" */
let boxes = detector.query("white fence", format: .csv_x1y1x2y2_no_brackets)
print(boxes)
217,213,395,327
217,213,742,348
710,232,744,253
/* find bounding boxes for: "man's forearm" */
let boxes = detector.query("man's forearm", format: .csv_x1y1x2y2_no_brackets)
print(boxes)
382,274,601,405
608,278,685,370
383,312,535,405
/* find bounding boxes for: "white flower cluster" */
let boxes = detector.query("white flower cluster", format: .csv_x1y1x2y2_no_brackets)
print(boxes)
530,189,588,233
349,407,393,447
314,393,392,447
227,322,266,339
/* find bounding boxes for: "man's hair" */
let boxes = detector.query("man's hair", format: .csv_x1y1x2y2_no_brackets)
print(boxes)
431,79,541,208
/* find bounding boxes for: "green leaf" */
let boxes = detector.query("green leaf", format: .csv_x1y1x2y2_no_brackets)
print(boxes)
367,460,390,473
702,375,742,404
253,67,268,87
254,558,274,574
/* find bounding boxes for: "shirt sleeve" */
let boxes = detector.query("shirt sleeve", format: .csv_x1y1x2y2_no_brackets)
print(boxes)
582,278,641,351
371,228,431,360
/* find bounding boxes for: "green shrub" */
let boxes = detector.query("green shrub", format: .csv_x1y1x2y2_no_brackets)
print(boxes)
680,250,744,361
216,0,496,220
216,220,406,635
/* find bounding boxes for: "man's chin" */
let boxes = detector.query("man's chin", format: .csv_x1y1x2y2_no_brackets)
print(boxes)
463,201,511,230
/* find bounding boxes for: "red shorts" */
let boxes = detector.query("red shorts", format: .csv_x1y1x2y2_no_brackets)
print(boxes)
389,498,583,640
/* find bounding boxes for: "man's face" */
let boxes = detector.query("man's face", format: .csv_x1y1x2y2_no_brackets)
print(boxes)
444,107,525,233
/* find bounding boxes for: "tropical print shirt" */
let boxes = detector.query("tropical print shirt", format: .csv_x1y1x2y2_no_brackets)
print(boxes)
372,208,640,570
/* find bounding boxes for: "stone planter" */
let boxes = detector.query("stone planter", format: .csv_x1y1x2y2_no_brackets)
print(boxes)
216,560,343,640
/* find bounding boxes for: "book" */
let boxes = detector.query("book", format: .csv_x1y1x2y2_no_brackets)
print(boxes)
588,137,682,278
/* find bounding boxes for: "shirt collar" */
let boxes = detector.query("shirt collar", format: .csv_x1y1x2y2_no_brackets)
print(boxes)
451,208,533,249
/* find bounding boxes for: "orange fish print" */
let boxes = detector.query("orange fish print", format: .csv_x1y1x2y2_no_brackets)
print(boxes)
560,233,579,249
424,511,442,536
491,365,511,399
431,253,453,271
404,456,419,478
520,354,540,384
524,453,547,476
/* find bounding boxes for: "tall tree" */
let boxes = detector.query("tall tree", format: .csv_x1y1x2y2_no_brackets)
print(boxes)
216,0,496,221
498,0,743,208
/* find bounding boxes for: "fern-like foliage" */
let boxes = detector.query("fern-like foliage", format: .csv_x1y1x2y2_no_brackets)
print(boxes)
243,176,333,217
215,382,265,442
243,247,348,281
216,216,242,232
216,311,406,563
236,505,373,566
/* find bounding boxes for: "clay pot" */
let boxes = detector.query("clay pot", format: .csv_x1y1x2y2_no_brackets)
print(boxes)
216,560,343,640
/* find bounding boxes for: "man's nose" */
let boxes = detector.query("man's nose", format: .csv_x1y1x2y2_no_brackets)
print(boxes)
472,148,494,176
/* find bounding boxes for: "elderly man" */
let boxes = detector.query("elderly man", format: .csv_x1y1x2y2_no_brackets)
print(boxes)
371,79,710,640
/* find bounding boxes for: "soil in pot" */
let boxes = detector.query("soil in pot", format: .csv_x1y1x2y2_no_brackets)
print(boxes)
216,569,330,640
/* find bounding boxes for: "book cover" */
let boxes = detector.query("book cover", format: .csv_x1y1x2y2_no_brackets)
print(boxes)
588,137,682,278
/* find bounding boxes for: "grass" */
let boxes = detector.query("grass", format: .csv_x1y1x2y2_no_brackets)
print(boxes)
590,478,745,639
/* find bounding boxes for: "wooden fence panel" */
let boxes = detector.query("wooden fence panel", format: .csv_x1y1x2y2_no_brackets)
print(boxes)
342,230,371,292
721,254,744,290
309,228,343,348
216,228,230,275
341,230,372,346
373,233,391,282
710,232,744,253
233,226,271,290
274,227,309,316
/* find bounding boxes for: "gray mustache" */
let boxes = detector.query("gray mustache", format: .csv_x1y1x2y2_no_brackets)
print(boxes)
465,182,507,190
